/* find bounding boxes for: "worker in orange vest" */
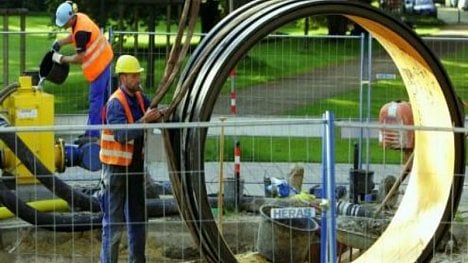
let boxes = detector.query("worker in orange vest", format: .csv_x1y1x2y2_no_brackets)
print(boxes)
99,55,163,263
51,1,114,143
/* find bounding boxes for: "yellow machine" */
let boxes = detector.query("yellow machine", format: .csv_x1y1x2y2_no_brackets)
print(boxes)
0,76,55,184
0,76,100,185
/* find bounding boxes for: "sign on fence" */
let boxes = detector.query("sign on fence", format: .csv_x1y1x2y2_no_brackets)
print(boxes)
270,207,316,219
376,73,397,80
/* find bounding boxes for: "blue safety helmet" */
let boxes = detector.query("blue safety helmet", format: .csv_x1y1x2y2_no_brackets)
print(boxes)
55,1,77,27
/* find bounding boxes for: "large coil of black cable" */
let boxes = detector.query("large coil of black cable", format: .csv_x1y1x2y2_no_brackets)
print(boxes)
167,0,465,262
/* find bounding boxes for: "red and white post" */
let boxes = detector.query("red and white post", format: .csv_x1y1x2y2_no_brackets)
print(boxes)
230,68,241,211
234,140,241,212
229,69,237,115
234,141,241,178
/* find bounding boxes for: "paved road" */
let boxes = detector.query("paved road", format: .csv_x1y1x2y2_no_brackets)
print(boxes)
437,6,468,26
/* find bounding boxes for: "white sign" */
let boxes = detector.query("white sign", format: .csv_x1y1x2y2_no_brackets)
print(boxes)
270,207,315,219
17,109,38,119
376,73,397,80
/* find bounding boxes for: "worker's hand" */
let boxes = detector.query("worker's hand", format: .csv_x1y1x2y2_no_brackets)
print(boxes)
140,108,164,123
52,52,63,64
51,40,61,52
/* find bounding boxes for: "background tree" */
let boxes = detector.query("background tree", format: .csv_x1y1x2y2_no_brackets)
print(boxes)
0,0,43,10
200,0,221,34
327,0,374,35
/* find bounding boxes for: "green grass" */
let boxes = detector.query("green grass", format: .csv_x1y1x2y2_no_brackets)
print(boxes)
206,135,407,164
285,79,408,118
441,49,468,100
227,37,362,91
204,53,468,164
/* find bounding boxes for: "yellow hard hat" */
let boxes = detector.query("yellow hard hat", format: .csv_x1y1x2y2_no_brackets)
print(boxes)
115,55,144,74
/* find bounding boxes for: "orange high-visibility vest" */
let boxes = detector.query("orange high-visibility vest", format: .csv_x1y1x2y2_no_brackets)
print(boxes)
72,13,113,82
100,89,145,166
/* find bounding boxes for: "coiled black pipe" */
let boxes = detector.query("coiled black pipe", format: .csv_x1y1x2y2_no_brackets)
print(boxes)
166,1,278,262
170,0,465,262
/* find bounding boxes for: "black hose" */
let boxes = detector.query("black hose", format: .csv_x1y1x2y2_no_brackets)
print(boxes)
0,81,103,231
0,131,101,212
0,82,19,103
0,82,99,211
0,181,101,232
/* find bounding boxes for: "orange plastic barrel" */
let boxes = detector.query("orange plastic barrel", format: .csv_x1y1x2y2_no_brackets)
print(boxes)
379,100,414,150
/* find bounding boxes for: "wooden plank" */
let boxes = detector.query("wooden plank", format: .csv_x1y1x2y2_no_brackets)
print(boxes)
0,9,28,15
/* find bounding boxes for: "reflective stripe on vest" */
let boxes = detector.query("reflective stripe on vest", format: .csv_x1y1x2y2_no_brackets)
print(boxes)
72,13,113,81
100,89,145,166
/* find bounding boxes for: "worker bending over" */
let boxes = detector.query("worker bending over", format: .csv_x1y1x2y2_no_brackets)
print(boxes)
52,1,114,143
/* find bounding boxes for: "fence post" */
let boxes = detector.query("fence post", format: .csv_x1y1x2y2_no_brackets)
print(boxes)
358,32,365,171
2,13,8,85
320,111,337,263
218,116,227,233
20,12,26,75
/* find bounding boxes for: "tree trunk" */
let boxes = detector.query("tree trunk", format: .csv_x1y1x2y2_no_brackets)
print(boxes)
327,15,348,35
200,0,220,34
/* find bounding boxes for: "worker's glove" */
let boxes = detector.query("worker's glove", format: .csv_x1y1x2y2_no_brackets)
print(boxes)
52,51,63,64
51,40,61,52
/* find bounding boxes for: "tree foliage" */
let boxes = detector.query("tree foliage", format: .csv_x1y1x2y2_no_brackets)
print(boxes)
0,0,44,10
1,0,173,30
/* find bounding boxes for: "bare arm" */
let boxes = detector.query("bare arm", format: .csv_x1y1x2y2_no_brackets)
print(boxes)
56,31,88,64
56,34,73,46
61,52,85,64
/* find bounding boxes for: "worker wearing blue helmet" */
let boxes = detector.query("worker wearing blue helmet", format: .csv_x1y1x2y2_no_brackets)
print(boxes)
51,1,114,144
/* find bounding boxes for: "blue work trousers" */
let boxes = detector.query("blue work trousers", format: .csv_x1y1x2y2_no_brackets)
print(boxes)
100,162,146,263
86,64,112,138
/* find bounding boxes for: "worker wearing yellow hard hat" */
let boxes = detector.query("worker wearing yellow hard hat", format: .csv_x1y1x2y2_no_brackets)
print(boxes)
99,55,163,263
114,55,145,74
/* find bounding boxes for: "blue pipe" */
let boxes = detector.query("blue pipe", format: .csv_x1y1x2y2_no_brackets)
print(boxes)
64,142,101,171
320,117,327,263
325,111,337,263
321,111,337,263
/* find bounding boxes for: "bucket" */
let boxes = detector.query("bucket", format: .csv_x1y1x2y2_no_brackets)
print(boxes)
223,177,244,210
39,51,70,84
257,204,320,262
349,169,375,203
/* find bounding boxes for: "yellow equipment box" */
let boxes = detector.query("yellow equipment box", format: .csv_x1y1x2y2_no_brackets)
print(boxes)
1,76,55,184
